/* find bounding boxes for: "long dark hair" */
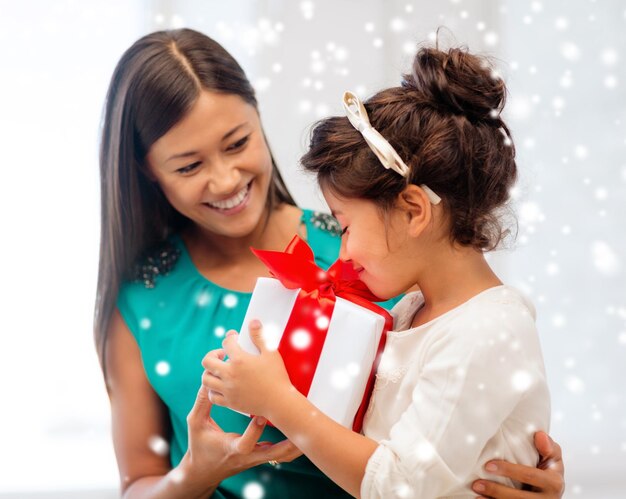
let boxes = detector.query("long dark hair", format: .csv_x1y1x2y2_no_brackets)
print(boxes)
95,28,295,373
301,45,517,251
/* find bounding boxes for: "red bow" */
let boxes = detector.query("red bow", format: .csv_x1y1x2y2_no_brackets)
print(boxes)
252,234,384,304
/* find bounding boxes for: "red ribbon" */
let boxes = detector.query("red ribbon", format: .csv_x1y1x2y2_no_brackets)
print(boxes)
252,235,393,431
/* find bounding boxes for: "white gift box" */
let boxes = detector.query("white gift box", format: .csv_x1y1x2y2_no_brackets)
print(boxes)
238,277,388,429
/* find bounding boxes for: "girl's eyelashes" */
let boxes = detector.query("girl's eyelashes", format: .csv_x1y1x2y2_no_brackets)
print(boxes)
341,226,349,236
176,161,201,174
226,134,250,152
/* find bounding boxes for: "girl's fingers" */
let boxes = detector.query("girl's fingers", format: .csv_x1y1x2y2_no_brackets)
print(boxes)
202,355,226,378
202,369,224,393
201,350,227,379
221,330,241,357
201,348,226,370
248,320,269,353
207,389,226,406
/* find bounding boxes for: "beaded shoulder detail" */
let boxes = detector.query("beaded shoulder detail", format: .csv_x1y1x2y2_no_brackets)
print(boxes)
309,211,342,237
132,239,182,289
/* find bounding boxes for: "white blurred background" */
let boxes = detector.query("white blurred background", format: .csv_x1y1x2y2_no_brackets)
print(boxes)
0,0,624,497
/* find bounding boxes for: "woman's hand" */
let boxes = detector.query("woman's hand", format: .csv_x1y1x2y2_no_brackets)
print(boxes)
471,432,565,498
181,377,302,489
201,320,293,417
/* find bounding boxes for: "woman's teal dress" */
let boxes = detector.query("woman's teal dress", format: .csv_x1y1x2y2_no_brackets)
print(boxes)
117,209,400,498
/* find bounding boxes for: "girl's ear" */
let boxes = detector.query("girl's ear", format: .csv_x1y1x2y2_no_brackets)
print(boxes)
397,184,433,237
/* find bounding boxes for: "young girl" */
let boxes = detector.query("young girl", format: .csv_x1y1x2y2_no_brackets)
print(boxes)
97,28,562,498
202,45,553,498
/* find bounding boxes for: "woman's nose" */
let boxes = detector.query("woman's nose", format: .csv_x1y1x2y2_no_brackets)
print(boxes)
206,159,241,195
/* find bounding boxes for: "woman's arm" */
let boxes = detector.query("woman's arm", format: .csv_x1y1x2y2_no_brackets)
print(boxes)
472,432,565,498
105,309,300,498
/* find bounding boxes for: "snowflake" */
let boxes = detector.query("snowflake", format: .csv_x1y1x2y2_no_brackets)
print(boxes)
315,315,330,329
561,42,581,61
261,322,282,351
594,187,608,201
601,47,619,66
155,361,170,376
519,201,545,225
290,328,312,350
573,145,588,160
415,441,436,462
591,241,621,275
484,31,499,46
512,370,533,392
148,435,169,456
390,18,406,32
223,293,238,308
604,75,618,89
565,375,585,394
300,1,314,20
346,362,360,377
243,482,264,499
330,369,351,390
394,482,413,498
196,290,212,307
555,17,569,30
508,94,533,120
170,468,184,483
552,314,566,328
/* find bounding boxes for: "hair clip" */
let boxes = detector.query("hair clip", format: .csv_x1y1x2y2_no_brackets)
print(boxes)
342,91,441,205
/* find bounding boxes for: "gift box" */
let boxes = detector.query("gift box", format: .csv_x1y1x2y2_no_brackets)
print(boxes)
238,235,393,432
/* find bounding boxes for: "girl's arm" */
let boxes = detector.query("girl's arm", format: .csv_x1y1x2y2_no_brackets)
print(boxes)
106,309,300,498
204,318,550,499
203,323,377,497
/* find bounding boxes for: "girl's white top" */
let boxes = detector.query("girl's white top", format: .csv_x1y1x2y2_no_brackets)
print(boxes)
361,286,550,499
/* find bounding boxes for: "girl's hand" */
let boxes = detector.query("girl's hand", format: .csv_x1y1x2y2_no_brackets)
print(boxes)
182,376,302,488
471,432,565,498
201,320,293,417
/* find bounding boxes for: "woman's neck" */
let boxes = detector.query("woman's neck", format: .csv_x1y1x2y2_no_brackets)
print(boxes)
410,245,502,328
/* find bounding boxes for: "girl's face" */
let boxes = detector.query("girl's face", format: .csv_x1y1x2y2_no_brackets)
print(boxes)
146,90,273,239
323,188,417,300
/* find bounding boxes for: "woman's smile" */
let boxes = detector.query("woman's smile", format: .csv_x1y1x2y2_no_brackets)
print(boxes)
204,180,253,215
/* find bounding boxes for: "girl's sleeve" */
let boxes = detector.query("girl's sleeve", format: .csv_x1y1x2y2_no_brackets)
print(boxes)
360,306,547,498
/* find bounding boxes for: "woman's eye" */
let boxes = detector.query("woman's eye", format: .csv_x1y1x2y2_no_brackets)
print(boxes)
341,226,349,236
176,162,201,174
227,135,250,151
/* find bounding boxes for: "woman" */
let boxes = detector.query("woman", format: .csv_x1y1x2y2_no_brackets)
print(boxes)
95,28,564,498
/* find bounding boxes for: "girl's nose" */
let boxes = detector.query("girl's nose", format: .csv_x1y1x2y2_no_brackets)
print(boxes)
339,236,351,263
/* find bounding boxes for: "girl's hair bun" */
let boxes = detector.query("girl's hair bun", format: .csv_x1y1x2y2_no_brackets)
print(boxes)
403,46,506,124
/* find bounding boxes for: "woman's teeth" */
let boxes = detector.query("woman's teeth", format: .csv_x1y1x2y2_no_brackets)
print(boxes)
207,183,249,210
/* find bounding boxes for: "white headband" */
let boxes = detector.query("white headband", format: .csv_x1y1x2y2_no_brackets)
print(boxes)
342,91,442,205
